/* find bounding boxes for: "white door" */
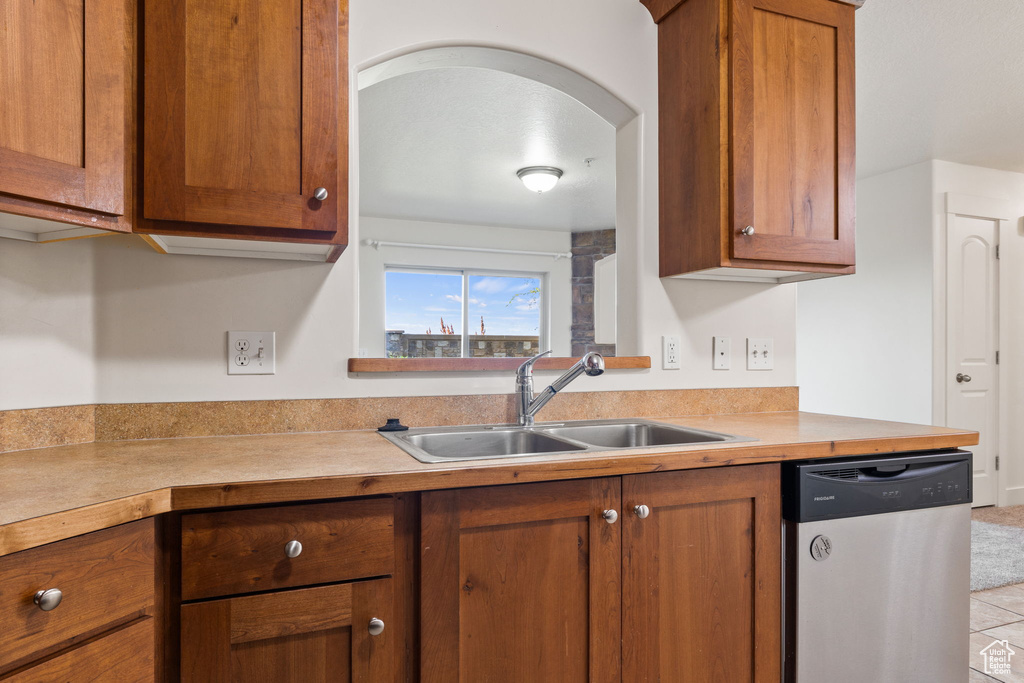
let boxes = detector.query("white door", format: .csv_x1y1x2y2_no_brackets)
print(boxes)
946,214,999,506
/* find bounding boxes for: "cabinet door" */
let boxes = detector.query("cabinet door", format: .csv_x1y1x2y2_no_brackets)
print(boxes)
421,479,621,683
180,579,394,682
731,0,855,266
144,0,345,233
622,464,781,682
0,0,127,215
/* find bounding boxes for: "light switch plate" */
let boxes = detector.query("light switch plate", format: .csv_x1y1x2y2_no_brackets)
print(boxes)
228,331,275,375
747,337,773,371
713,337,731,370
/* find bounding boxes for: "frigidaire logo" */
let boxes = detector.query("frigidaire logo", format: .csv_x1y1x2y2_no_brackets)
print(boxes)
813,495,836,502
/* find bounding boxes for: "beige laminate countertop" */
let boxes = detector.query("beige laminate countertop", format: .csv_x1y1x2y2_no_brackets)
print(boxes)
0,411,977,557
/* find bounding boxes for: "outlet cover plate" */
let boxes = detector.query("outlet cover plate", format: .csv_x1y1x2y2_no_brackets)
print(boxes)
747,337,773,371
713,336,731,370
228,331,276,375
662,335,681,370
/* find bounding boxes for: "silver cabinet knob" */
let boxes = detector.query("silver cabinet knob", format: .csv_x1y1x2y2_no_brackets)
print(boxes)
34,588,63,612
956,373,972,384
602,509,618,524
285,540,303,558
741,225,755,236
313,187,329,201
368,617,385,636
634,504,651,519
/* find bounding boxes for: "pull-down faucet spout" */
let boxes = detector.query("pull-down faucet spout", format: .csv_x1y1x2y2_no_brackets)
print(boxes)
515,351,605,427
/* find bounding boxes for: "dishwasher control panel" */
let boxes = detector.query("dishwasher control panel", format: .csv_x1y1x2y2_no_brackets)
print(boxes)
782,450,972,522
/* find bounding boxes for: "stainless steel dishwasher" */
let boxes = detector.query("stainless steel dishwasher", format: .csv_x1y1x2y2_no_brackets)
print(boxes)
782,450,972,682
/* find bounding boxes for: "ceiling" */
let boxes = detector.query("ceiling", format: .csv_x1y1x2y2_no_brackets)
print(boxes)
857,0,1024,178
358,67,616,232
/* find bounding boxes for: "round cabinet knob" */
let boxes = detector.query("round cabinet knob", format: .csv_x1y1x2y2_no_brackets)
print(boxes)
602,509,618,524
634,504,651,520
368,618,385,636
284,540,303,558
313,187,329,201
34,588,63,612
956,373,972,384
741,225,756,236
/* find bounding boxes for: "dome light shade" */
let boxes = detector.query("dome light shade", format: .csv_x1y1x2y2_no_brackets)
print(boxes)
517,166,563,193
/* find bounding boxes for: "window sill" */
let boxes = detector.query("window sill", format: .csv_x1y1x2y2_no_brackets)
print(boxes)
347,356,652,373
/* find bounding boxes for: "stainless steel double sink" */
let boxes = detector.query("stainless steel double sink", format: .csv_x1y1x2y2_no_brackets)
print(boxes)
378,418,753,463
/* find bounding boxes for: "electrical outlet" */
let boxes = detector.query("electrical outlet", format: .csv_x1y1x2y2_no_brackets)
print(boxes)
662,335,681,370
713,337,731,370
228,331,276,375
747,337,773,371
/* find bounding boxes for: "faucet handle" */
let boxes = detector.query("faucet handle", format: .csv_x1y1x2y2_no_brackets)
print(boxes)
516,350,552,377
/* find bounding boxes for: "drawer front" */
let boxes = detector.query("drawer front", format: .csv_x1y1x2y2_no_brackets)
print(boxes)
5,617,154,683
0,519,155,670
181,498,395,601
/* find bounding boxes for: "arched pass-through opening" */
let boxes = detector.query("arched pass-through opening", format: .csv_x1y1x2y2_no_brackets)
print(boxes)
350,45,645,364
357,46,637,128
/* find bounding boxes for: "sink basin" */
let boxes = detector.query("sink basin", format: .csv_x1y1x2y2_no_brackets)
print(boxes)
380,418,753,463
396,427,586,462
542,422,735,449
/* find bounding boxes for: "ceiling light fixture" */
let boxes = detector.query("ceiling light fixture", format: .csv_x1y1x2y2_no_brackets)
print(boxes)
517,166,563,193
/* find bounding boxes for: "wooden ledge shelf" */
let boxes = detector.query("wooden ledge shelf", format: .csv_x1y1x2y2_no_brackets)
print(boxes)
347,356,652,373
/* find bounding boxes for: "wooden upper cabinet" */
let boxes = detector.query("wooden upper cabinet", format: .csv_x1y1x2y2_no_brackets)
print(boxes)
0,0,130,229
420,479,622,683
142,0,348,248
646,0,856,283
622,464,782,682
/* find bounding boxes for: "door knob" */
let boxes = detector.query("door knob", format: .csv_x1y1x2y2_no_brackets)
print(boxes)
313,187,329,201
956,373,972,384
634,504,651,519
602,509,618,524
368,618,385,636
34,588,63,612
285,540,303,558
741,225,755,236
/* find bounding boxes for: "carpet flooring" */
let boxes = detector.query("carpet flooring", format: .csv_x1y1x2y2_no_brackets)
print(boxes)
972,520,1024,591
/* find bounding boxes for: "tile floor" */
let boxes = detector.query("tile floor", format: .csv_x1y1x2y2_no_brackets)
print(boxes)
971,583,1024,680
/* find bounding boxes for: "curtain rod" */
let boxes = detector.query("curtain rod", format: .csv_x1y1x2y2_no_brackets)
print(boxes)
363,239,572,260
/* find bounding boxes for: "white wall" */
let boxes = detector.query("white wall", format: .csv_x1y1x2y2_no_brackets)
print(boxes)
3,0,799,409
799,159,1024,503
797,162,934,423
0,238,97,411
930,160,1024,503
358,217,572,357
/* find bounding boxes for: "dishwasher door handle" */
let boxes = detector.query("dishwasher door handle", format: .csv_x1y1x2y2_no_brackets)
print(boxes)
855,460,963,482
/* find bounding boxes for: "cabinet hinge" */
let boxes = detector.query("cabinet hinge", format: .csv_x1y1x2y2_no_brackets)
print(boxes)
996,455,1000,471
997,350,1000,365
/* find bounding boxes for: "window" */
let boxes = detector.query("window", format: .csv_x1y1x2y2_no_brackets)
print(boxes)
385,269,544,358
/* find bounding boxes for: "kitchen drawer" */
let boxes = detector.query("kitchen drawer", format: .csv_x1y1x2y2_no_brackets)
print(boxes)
181,498,395,601
2,617,154,682
0,519,155,670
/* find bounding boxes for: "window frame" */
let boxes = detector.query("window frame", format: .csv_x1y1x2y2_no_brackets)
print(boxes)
384,265,549,358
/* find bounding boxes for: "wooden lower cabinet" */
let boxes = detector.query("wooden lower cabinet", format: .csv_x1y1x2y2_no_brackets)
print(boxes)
180,579,394,682
0,520,156,680
622,464,781,682
421,466,782,682
420,478,622,682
